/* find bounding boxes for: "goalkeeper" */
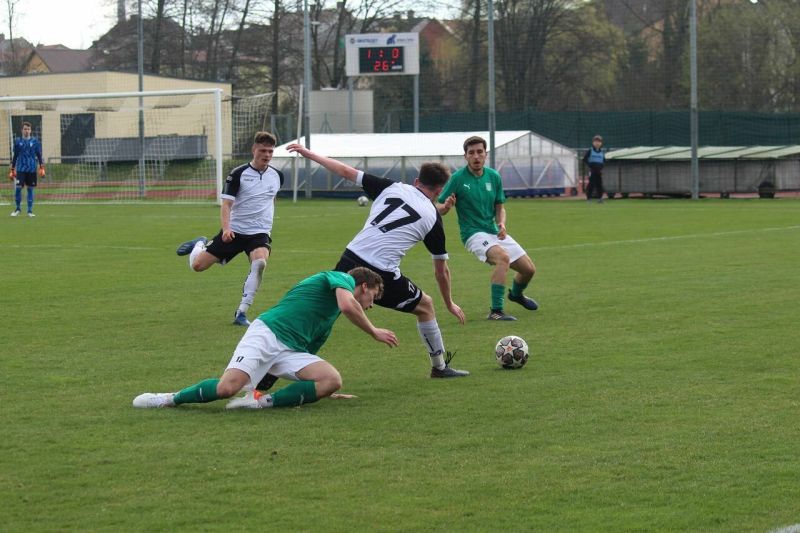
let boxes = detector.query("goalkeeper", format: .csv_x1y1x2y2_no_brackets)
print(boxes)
9,121,45,217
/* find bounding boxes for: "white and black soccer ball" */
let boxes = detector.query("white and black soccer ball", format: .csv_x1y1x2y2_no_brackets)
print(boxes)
495,335,529,369
357,195,369,207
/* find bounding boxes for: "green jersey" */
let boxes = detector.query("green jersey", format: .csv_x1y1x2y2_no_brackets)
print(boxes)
258,271,355,354
438,165,506,244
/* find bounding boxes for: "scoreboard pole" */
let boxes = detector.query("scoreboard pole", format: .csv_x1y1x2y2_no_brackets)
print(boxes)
414,75,419,133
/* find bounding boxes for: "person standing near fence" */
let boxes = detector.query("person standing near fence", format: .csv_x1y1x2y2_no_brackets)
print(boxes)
583,134,606,203
9,121,45,217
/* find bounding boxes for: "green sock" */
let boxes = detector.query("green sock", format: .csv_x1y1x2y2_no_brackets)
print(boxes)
511,279,528,298
173,378,220,405
491,283,506,311
271,380,318,408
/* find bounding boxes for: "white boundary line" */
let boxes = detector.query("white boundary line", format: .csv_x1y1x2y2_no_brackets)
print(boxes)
3,225,797,254
531,225,800,252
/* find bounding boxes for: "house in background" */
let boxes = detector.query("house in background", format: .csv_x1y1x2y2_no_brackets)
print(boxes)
0,34,34,75
23,46,94,74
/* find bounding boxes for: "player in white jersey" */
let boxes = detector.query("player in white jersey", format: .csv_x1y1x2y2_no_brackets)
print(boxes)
284,143,469,378
176,132,284,326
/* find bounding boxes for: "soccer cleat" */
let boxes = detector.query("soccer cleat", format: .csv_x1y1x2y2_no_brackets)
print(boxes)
430,351,470,378
232,310,251,326
507,290,538,311
256,373,279,392
27,212,35,217
10,209,20,217
176,236,207,256
132,392,176,408
487,309,517,321
226,391,261,409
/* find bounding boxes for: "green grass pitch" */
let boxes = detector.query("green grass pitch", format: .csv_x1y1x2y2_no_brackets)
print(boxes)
2,198,799,531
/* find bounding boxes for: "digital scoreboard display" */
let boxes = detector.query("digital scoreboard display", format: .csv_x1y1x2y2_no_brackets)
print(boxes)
358,46,405,74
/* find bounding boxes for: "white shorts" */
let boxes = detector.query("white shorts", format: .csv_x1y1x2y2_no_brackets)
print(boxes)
225,319,324,389
465,232,528,264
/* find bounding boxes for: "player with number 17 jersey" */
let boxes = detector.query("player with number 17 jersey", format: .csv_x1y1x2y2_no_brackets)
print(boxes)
346,172,446,278
284,143,470,379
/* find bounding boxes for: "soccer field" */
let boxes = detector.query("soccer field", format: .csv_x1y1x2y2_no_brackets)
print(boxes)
2,198,799,531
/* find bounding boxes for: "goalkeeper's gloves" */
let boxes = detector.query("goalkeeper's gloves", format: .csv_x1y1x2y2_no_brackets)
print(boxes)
38,165,46,178
8,168,15,181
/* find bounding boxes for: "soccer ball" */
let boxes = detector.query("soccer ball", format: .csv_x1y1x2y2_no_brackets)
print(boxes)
357,195,369,206
495,335,529,369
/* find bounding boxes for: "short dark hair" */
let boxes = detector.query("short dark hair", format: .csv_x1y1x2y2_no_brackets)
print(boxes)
348,267,384,299
418,162,450,188
22,121,32,129
253,131,277,146
463,135,487,153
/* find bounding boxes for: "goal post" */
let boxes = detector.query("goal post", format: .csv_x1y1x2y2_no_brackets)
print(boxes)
0,88,233,203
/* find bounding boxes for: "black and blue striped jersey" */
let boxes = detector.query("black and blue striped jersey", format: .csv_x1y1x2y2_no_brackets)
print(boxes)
12,136,43,173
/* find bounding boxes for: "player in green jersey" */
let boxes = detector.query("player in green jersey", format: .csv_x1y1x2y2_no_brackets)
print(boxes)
132,267,398,410
437,135,539,321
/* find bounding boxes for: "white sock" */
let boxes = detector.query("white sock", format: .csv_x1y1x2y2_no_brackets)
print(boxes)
417,319,446,369
238,258,266,314
188,240,206,269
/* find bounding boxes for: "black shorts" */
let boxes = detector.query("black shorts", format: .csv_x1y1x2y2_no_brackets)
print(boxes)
205,231,271,265
15,172,37,188
334,249,422,313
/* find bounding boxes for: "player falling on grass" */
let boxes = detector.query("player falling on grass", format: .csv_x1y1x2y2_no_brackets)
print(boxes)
176,131,283,326
9,121,45,217
285,143,469,378
133,267,398,410
436,135,538,321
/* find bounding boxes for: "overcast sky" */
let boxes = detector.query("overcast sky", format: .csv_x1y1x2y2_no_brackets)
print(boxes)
2,0,459,51
2,0,116,49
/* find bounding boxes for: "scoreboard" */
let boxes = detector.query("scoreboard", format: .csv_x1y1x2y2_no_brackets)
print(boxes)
345,33,419,77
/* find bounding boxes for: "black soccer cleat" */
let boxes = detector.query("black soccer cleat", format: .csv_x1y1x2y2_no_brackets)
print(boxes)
176,236,207,256
487,309,518,321
430,351,470,378
507,290,539,311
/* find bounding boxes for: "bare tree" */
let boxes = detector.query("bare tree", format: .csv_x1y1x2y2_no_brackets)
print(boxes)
150,0,168,73
494,0,572,110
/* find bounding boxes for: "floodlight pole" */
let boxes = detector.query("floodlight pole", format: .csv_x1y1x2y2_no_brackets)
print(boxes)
303,0,312,199
690,0,699,199
137,0,146,198
487,0,496,168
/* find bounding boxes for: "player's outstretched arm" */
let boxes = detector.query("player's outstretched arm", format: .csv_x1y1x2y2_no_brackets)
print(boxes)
335,288,399,347
286,143,360,182
433,259,465,324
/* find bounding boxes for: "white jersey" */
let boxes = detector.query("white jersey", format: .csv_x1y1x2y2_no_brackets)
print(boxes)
346,171,448,276
220,163,284,235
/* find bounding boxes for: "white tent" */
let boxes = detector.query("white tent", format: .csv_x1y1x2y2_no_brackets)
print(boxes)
270,131,577,198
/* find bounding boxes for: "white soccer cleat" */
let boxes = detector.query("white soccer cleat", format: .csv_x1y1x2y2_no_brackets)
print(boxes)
27,212,35,217
132,392,176,408
10,210,20,217
226,391,261,409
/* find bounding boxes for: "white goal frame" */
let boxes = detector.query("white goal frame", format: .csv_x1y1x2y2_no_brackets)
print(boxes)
0,88,224,202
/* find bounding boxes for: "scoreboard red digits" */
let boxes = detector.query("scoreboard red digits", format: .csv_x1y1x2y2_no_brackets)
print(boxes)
358,46,405,74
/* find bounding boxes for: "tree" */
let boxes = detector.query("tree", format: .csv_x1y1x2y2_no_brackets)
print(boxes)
493,0,574,110
698,0,800,112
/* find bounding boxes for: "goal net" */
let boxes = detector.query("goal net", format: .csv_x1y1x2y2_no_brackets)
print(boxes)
1,89,273,204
